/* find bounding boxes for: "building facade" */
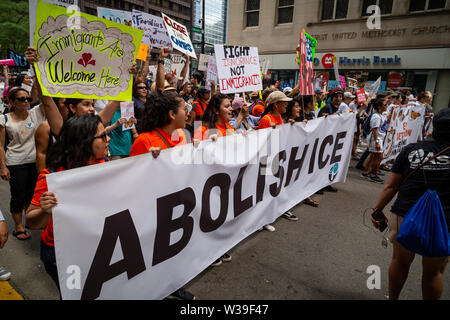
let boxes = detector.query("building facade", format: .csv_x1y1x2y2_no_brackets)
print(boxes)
79,0,192,30
192,0,228,55
227,0,450,111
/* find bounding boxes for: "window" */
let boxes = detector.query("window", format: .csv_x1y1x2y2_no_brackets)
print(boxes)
277,0,294,24
362,0,393,16
410,0,447,11
321,0,349,20
245,0,260,27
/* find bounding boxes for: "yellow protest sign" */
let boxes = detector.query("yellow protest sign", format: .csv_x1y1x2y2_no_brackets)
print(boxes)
34,0,143,101
136,43,149,61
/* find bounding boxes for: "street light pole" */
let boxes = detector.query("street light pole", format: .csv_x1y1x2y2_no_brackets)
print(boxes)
201,0,205,54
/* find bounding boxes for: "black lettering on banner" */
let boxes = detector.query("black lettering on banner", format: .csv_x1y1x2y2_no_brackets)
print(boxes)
331,132,347,164
234,165,253,218
308,138,319,174
152,188,196,266
81,210,146,300
256,156,268,204
200,173,231,232
318,135,334,169
284,145,309,187
270,150,286,197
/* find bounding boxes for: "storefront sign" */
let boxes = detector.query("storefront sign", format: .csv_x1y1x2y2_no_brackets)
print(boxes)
322,53,334,68
387,73,403,88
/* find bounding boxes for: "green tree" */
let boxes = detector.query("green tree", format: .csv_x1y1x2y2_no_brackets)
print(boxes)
0,0,29,62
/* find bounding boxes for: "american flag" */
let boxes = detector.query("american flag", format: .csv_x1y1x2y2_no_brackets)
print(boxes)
299,31,314,95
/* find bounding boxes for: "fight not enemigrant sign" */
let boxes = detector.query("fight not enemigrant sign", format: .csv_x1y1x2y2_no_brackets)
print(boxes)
215,45,263,94
34,0,143,101
47,113,355,300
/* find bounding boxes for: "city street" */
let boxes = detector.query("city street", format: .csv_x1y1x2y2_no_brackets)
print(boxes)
1,160,449,300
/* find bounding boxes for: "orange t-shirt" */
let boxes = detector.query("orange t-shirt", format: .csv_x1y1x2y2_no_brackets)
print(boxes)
194,122,235,141
130,128,187,156
192,99,207,117
32,158,107,247
258,114,283,129
252,101,265,117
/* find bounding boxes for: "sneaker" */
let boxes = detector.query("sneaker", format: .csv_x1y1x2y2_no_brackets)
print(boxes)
0,266,11,281
361,172,370,179
282,211,298,221
263,224,276,232
211,258,222,267
355,164,365,170
167,288,196,300
221,252,232,262
323,185,338,192
369,175,384,183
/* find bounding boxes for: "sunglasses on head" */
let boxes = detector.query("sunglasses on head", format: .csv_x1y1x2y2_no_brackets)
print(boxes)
16,97,32,102
93,132,108,142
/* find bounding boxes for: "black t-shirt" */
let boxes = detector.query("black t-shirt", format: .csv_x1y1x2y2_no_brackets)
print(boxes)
391,140,450,227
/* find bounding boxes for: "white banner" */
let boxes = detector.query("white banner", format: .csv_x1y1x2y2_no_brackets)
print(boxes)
381,106,423,164
47,114,355,300
215,45,263,94
29,0,78,46
132,10,172,49
161,13,196,59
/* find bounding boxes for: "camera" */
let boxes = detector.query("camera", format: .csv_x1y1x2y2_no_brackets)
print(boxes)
371,209,388,232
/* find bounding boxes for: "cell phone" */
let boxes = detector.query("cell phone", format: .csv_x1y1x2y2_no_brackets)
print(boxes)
371,209,388,232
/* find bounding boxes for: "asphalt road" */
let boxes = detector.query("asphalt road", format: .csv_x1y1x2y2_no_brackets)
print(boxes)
0,160,449,300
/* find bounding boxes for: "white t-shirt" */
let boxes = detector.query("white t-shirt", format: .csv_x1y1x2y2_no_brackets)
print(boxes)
0,106,46,166
349,101,357,112
338,102,351,114
369,112,387,142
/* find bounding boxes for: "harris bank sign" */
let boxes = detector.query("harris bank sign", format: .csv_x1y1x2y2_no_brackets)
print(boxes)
314,53,401,68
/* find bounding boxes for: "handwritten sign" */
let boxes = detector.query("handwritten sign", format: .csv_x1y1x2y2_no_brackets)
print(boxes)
161,13,196,59
132,10,172,49
34,0,143,101
120,101,135,131
299,31,314,95
214,45,262,94
7,49,29,68
198,54,209,71
206,55,218,89
97,7,132,26
356,89,366,103
339,75,347,89
170,54,189,84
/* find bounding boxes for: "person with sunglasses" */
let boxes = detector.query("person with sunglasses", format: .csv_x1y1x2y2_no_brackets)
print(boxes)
0,87,46,240
25,115,109,294
133,80,148,132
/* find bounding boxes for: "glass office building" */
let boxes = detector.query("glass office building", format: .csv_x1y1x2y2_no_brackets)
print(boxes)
192,0,228,55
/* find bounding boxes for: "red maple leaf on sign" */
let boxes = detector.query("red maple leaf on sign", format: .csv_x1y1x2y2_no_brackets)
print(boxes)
78,53,96,67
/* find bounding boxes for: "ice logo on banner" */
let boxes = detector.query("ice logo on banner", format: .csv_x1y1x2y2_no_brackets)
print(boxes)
329,163,339,182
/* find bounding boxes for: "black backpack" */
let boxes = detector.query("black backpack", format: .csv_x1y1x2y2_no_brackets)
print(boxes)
2,114,10,152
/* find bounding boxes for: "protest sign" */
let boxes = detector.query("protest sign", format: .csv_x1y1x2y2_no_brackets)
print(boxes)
161,13,196,59
356,89,366,103
214,45,262,94
97,7,132,26
170,54,189,84
136,43,149,61
198,54,209,71
206,55,218,89
381,106,423,164
34,0,143,101
365,76,382,99
148,65,158,80
47,113,355,300
132,10,172,49
298,31,314,95
7,49,28,68
339,75,347,89
120,101,135,131
332,56,340,82
29,0,78,46
316,72,329,92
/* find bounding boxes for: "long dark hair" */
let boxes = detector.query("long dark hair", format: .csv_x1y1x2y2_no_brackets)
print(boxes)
132,80,148,99
139,91,183,133
46,114,102,171
372,98,384,113
201,93,229,129
284,97,301,122
7,87,29,113
64,98,84,118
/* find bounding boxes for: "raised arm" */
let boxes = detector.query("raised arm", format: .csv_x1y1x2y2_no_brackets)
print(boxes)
176,53,190,90
136,47,152,83
156,47,171,91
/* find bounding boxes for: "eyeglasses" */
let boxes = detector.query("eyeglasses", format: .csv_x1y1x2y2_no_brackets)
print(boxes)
137,86,148,90
93,132,108,142
16,97,32,102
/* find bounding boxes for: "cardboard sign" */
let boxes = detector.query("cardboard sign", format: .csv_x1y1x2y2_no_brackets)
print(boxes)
34,0,143,101
299,31,314,95
161,13,196,59
120,101,135,131
206,55,218,89
198,54,209,71
132,10,172,49
214,45,262,94
29,0,78,46
97,7,132,26
356,89,366,103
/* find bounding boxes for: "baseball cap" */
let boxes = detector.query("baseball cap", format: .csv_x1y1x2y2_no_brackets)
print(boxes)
198,86,210,95
265,91,292,106
232,97,244,111
344,92,355,99
330,87,344,97
282,87,292,94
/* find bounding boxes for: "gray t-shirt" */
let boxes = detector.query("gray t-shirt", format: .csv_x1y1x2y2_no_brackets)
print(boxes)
0,106,45,166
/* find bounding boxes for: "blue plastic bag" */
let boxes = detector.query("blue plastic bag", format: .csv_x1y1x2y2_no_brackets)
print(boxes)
397,190,450,257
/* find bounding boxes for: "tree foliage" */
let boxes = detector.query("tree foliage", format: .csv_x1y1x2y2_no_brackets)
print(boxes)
0,0,29,60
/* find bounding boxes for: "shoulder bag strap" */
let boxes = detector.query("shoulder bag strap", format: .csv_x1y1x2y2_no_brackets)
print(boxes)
154,129,171,148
